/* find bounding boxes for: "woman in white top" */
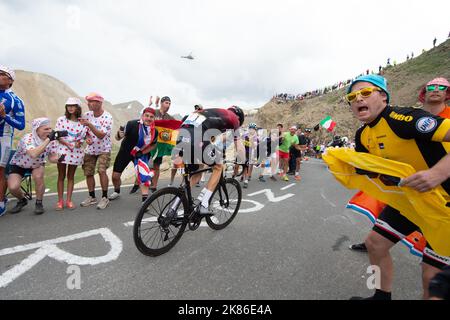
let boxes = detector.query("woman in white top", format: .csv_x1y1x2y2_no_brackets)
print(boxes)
54,98,87,210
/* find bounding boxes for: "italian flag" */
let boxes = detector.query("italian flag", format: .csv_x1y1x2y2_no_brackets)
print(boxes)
320,116,336,132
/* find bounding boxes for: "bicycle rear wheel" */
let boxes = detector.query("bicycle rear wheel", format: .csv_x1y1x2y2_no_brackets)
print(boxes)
133,188,188,257
206,178,242,230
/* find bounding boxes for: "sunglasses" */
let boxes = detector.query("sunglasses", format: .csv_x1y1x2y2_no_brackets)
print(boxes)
355,168,401,186
426,85,448,92
345,87,381,103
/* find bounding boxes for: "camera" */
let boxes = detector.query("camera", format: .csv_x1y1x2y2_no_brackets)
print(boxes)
49,130,69,141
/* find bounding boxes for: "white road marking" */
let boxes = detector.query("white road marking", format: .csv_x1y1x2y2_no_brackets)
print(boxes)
320,189,337,208
281,184,296,191
0,228,123,288
248,189,295,202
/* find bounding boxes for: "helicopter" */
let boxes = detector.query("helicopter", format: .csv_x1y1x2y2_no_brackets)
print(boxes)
181,52,194,60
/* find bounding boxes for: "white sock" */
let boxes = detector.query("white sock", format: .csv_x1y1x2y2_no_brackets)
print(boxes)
197,188,207,202
295,172,299,176
201,189,213,208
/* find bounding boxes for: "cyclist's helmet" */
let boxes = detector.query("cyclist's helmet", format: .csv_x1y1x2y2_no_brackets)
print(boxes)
249,123,257,130
228,106,245,127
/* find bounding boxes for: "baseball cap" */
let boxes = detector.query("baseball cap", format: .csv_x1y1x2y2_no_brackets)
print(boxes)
65,97,81,106
348,74,390,104
161,96,171,103
0,66,15,81
85,92,104,102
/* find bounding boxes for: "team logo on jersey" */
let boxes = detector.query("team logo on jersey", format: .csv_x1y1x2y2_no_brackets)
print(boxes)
416,117,437,133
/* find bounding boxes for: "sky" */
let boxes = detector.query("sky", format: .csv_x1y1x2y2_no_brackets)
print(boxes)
1,0,449,115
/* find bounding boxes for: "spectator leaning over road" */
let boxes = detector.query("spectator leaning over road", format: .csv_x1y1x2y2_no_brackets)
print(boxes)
130,96,175,194
109,108,158,203
349,78,450,253
344,74,450,300
8,118,61,215
54,98,88,211
79,93,113,210
0,66,26,217
277,126,301,182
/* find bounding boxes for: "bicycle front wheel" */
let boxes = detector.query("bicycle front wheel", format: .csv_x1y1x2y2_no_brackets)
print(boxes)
206,178,242,230
133,188,188,257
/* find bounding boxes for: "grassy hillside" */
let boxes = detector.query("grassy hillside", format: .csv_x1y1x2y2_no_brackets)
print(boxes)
256,39,450,143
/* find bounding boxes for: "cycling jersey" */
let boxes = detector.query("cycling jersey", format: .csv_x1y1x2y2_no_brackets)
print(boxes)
177,108,241,170
181,108,241,133
356,105,450,194
0,89,26,137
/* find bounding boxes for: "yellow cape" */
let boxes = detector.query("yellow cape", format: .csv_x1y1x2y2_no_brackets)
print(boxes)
322,147,450,256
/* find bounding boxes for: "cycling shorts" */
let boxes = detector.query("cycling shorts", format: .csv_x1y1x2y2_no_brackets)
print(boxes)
373,206,450,270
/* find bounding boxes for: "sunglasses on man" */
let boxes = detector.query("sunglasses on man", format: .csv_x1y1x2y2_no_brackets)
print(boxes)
426,85,448,92
345,87,381,103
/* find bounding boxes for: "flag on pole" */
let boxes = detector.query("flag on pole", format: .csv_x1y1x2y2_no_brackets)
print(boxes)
320,116,336,132
151,120,183,158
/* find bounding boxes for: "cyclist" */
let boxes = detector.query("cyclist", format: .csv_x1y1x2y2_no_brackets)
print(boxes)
173,106,245,215
0,66,26,217
345,74,450,300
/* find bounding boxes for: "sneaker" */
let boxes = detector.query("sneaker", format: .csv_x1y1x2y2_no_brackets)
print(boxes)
287,171,295,176
81,196,98,207
0,199,8,217
97,197,110,210
258,176,266,182
295,175,302,181
243,181,249,189
270,175,277,182
109,192,121,201
55,200,64,211
168,183,173,188
9,198,28,214
66,201,76,210
349,243,368,252
282,176,289,182
35,202,45,215
129,184,140,194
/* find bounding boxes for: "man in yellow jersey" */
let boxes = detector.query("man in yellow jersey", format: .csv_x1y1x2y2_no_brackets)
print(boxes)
344,75,450,300
350,77,450,253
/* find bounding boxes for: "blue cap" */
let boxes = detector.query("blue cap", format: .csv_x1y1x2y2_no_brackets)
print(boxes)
347,74,390,104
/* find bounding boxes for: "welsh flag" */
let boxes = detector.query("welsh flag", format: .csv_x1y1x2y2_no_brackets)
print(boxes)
320,116,336,132
151,120,183,158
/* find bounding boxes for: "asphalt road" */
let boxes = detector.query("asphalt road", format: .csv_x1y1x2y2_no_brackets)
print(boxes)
0,159,423,300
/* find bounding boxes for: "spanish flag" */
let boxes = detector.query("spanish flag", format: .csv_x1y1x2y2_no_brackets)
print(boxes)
151,120,183,158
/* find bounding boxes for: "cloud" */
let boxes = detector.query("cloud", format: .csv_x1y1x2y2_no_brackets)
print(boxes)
1,0,449,115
